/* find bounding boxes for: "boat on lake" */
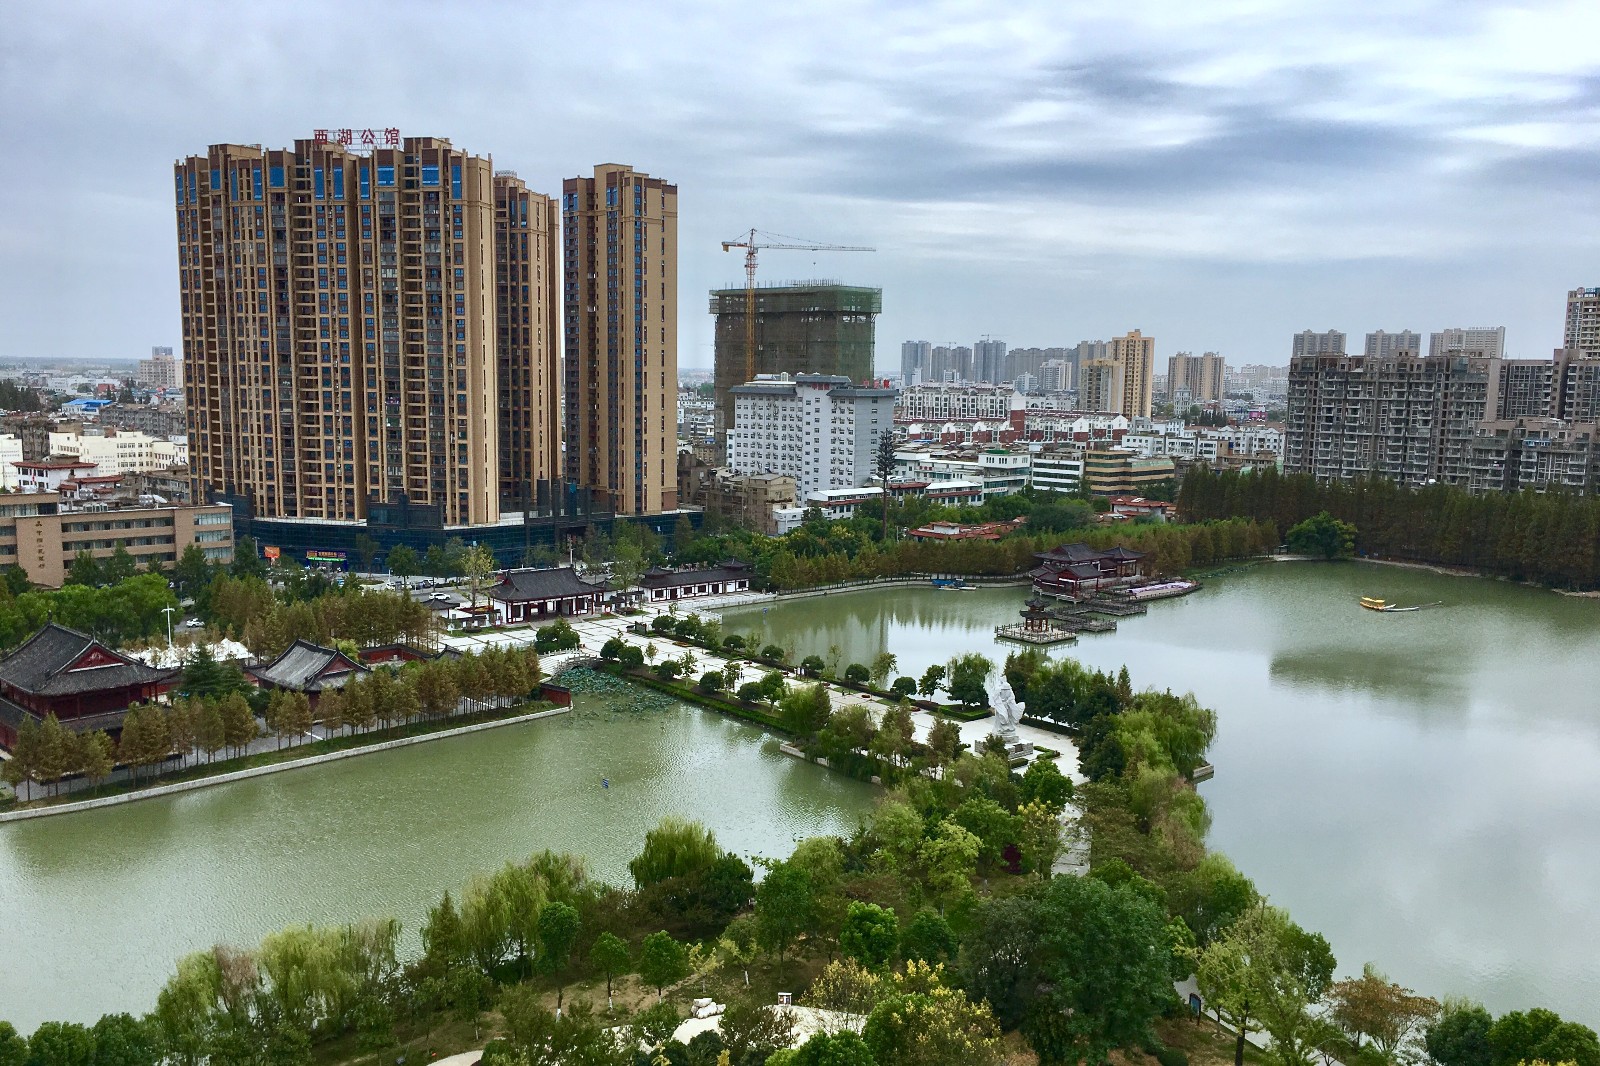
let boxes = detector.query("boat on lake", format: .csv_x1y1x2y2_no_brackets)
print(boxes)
931,578,977,591
1360,596,1437,612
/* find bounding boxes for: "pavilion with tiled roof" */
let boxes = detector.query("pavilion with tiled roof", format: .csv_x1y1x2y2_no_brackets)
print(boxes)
1030,542,1146,598
0,623,174,748
249,639,368,701
488,566,606,622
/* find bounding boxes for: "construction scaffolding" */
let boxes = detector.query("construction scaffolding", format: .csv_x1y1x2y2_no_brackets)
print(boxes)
710,281,884,454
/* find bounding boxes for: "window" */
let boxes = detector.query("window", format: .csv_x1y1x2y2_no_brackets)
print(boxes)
377,165,395,187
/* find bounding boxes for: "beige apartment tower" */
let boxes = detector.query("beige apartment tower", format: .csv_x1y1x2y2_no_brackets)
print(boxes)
563,164,679,515
493,174,562,507
175,136,518,527
1167,351,1225,404
1111,329,1155,417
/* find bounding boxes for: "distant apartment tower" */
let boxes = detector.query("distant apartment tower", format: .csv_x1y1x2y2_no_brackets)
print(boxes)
710,282,881,453
1292,330,1346,357
563,164,679,515
895,382,1014,422
137,347,180,390
176,137,504,526
1430,327,1505,359
493,173,562,511
1364,330,1421,357
1167,351,1225,404
901,340,932,385
727,374,895,499
973,338,1007,383
1036,359,1072,393
1109,330,1155,418
1564,288,1600,357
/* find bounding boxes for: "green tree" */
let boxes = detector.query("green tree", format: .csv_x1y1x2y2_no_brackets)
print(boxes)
352,533,379,573
1426,1003,1495,1066
868,651,898,689
945,653,992,708
66,550,102,588
919,664,946,697
1488,1009,1600,1066
102,544,140,584
900,909,958,965
839,901,899,969
755,860,815,974
229,535,267,579
629,816,722,889
638,930,689,1001
386,543,420,586
793,1030,877,1066
0,1023,25,1066
720,995,799,1065
862,981,1001,1066
1019,757,1073,810
537,900,581,1011
1286,511,1356,559
78,730,116,794
172,544,211,598
24,1021,96,1066
89,1013,162,1066
1195,903,1338,1066
589,932,632,1008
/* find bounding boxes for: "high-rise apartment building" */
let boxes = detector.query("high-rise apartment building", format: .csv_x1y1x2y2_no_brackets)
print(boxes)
973,338,1007,383
1167,351,1225,404
901,340,932,385
493,174,562,511
726,374,895,499
1565,288,1600,357
1429,327,1505,359
1110,329,1155,418
562,164,678,515
1364,330,1421,358
710,283,881,453
1079,358,1122,414
1292,330,1346,357
137,347,181,390
176,137,506,526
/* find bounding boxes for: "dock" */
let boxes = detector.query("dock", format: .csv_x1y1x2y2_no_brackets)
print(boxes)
994,623,1078,646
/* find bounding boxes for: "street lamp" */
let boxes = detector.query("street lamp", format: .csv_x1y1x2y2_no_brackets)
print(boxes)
161,605,176,651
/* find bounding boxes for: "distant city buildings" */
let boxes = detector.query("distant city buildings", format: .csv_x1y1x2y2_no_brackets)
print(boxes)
1167,351,1225,404
136,347,181,390
1564,287,1600,358
895,382,1016,422
1364,330,1422,358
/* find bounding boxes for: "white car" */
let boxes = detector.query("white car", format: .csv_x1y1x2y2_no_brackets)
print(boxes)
183,618,205,629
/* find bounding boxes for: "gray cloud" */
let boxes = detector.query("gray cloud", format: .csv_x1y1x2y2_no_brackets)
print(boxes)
0,0,1596,368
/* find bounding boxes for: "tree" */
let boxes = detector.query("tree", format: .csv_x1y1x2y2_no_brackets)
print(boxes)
843,663,871,686
352,533,379,574
173,544,212,598
219,692,256,756
1016,800,1064,878
462,544,497,611
699,670,724,693
589,932,632,1009
755,860,815,974
945,654,993,708
1195,903,1337,1066
890,676,918,700
0,1023,25,1066
720,995,798,1064
537,900,581,1011
1327,964,1440,1064
793,1030,877,1066
919,664,946,697
1286,511,1356,560
839,901,899,969
874,429,898,541
229,535,267,579
1019,757,1073,810
780,682,833,738
78,730,115,794
386,543,420,586
89,1012,162,1066
638,930,689,1001
900,909,957,965
1488,1009,1600,1066
24,1020,97,1066
869,651,898,689
862,980,1001,1066
1426,1003,1495,1066
102,544,140,584
630,816,722,888
66,550,102,588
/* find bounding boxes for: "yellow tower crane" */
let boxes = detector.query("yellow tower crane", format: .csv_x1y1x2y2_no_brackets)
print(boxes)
721,229,875,383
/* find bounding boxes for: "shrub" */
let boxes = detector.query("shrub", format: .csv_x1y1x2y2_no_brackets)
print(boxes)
723,634,746,650
699,671,724,693
655,661,682,681
673,615,702,640
890,676,918,699
651,615,674,633
799,654,826,677
599,636,625,661
843,663,870,686
760,644,786,662
619,646,645,669
534,619,580,653
1153,1046,1189,1066
737,681,765,703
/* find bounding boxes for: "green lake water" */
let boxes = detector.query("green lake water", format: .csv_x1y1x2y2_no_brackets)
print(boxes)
0,697,876,1032
724,564,1600,1024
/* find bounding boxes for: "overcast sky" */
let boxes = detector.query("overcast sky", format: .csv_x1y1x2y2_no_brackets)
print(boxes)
2,0,1596,370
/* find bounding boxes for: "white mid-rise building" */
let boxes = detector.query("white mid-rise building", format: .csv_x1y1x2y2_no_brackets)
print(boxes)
0,435,21,491
894,446,1030,500
1030,446,1086,494
47,429,179,475
728,374,896,499
895,382,1018,422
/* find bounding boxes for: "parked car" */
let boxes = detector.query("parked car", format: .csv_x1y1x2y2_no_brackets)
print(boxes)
184,618,204,629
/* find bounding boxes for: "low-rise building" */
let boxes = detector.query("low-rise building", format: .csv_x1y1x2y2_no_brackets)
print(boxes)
894,446,1030,500
0,623,174,749
1030,446,1086,495
1083,449,1176,496
638,562,752,603
0,494,234,586
488,567,606,622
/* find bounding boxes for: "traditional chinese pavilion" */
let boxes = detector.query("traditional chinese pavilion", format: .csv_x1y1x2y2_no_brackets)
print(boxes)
637,561,752,603
488,566,606,622
1030,543,1146,598
0,623,173,749
249,639,368,702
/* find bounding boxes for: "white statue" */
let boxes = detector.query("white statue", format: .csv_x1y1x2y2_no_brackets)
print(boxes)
987,667,1024,742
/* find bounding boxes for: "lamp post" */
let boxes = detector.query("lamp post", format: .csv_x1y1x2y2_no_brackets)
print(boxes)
161,606,176,653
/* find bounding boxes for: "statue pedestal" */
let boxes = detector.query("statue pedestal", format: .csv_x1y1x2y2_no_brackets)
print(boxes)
990,725,1035,766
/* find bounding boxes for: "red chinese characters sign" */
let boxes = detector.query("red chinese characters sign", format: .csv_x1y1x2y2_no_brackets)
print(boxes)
312,128,401,149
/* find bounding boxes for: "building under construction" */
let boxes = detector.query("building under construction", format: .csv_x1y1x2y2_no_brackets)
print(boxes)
710,281,883,454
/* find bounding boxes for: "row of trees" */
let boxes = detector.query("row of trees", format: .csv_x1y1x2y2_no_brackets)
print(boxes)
1179,465,1600,588
198,574,440,660
0,572,177,651
2,645,545,800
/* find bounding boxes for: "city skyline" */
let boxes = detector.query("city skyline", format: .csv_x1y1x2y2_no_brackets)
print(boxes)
3,1,1598,368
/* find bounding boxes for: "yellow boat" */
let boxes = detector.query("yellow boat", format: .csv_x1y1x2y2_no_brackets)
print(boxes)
1360,596,1390,611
